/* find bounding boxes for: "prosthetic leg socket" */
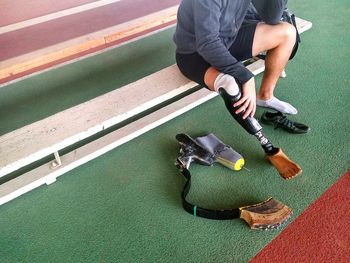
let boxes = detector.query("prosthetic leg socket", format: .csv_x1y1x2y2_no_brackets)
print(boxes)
195,133,245,171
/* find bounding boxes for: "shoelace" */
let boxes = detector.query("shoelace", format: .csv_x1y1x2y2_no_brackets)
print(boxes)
275,115,294,129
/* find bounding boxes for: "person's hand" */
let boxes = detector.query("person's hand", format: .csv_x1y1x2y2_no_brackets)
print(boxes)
233,77,256,119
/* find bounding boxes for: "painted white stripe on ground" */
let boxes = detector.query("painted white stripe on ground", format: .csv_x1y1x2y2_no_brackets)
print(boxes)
0,0,123,35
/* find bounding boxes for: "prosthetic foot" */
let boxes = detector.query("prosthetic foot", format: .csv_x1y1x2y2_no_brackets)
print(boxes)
218,88,302,179
266,148,302,180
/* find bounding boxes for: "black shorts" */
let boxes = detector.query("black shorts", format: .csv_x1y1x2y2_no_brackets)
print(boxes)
176,22,258,88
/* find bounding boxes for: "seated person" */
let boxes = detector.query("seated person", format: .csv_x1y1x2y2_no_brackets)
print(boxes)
174,0,298,119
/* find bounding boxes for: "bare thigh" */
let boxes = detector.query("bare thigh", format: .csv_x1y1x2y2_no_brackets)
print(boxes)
252,22,296,56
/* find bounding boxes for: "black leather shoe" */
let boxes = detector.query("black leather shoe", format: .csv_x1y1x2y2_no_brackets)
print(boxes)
260,111,310,134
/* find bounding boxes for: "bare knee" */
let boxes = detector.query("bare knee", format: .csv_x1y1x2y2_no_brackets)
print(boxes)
204,67,221,90
278,22,296,46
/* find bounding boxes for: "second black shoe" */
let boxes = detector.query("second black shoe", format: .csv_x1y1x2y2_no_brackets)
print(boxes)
260,111,310,134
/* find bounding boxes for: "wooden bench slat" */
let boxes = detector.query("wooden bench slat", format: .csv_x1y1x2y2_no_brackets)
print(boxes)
0,65,197,177
295,17,313,34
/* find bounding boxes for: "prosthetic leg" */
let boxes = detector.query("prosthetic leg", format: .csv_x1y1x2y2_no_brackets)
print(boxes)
175,133,293,230
218,88,302,179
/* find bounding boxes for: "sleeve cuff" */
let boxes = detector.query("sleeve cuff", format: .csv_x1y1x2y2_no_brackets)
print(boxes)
234,64,254,84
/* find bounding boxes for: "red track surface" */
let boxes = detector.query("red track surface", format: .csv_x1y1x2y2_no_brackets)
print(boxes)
0,0,180,61
0,0,96,26
250,170,350,263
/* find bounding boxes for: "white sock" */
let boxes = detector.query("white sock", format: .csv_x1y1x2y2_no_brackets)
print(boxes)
256,97,298,114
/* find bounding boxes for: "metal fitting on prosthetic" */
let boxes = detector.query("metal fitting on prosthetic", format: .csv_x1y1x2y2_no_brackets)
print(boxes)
254,131,279,155
175,133,293,230
175,133,216,169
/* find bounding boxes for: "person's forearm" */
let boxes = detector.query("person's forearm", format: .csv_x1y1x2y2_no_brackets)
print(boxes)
252,0,288,25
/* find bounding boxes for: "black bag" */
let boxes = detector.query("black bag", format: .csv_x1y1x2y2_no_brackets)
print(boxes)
281,8,301,60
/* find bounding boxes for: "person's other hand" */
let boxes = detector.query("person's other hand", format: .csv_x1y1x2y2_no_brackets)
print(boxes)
233,77,256,119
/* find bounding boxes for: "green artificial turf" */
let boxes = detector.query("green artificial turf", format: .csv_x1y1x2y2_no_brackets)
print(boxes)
0,0,349,262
